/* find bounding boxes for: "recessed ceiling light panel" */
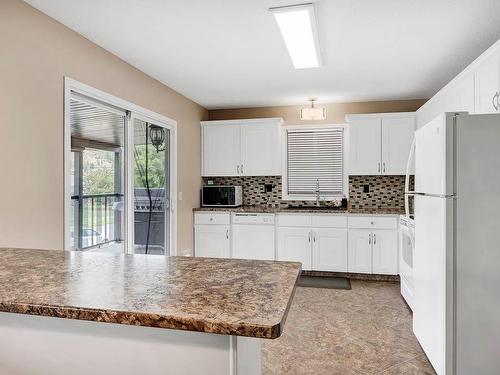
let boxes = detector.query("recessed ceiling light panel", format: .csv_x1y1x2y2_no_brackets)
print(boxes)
270,3,321,69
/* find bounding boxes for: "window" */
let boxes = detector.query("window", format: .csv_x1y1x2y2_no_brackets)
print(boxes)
282,125,347,200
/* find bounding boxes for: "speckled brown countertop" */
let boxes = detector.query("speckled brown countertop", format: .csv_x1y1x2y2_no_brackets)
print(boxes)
194,206,404,215
0,248,301,339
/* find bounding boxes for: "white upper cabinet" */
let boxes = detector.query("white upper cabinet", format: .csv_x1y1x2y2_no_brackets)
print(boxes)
417,39,500,128
474,51,500,114
240,122,281,176
201,118,283,177
443,73,475,114
381,117,415,175
202,124,240,176
348,118,382,175
347,113,415,175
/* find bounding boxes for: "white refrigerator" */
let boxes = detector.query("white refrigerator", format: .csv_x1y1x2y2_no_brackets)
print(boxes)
409,112,500,375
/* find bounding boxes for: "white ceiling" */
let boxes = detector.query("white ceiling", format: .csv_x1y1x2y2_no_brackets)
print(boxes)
25,0,500,109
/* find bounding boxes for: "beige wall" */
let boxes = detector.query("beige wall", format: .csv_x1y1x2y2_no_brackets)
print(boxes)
209,99,427,123
0,0,207,253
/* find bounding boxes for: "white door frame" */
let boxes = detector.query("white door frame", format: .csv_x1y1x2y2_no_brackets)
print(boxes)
64,77,177,255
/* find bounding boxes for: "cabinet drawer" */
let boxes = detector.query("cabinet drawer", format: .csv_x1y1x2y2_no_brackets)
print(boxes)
277,214,311,227
194,212,230,225
311,215,347,228
348,216,398,229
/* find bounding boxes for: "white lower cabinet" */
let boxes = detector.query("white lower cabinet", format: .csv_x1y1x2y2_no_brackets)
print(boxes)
276,214,348,272
312,228,348,272
372,230,398,274
276,227,312,270
194,212,231,258
277,227,348,272
194,225,230,258
347,216,399,275
347,229,373,273
195,211,398,275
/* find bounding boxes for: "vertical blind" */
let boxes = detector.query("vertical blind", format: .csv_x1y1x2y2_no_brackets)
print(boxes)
287,128,345,196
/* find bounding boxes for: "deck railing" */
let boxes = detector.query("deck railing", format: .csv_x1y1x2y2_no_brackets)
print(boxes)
71,193,123,249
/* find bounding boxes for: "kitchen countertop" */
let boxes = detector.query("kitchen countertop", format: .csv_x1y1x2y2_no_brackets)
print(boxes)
0,248,301,339
194,206,405,215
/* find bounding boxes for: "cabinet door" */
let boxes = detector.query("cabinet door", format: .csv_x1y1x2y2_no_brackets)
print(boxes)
202,125,240,176
347,229,372,273
372,230,398,275
348,119,382,175
443,73,475,114
312,228,348,272
240,122,281,176
194,225,230,258
277,227,312,270
474,52,500,114
381,117,415,175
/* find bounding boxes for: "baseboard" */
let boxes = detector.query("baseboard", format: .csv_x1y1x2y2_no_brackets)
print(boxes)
301,270,399,282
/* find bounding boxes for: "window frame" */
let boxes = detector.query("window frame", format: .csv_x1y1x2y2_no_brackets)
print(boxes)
281,124,349,201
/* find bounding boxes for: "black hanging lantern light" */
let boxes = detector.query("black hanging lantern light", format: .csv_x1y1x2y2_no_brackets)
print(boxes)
149,125,166,152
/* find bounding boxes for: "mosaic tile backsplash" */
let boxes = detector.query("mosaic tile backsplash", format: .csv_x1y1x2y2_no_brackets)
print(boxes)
202,175,414,210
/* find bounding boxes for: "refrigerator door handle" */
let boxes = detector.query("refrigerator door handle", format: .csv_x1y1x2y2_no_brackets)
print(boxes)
404,136,416,247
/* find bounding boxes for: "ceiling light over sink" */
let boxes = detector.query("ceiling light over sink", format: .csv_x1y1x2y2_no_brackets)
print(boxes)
300,99,326,120
270,3,321,69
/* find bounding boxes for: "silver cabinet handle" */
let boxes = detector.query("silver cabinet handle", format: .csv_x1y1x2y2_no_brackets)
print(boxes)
368,233,372,245
236,165,240,174
383,162,386,173
313,232,316,242
378,162,381,173
308,231,311,243
373,233,377,245
494,92,500,111
497,92,500,111
241,164,244,174
226,229,229,239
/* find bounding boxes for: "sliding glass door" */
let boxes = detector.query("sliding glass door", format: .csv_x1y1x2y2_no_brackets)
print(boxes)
69,93,126,253
132,119,170,255
65,81,175,256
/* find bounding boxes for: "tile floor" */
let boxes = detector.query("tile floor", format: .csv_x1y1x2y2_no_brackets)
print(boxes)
262,280,436,375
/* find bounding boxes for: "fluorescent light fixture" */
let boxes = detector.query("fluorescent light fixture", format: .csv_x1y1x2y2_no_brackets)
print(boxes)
300,99,326,120
270,3,321,69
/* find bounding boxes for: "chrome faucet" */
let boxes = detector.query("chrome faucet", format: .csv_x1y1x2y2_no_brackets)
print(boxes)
315,179,321,207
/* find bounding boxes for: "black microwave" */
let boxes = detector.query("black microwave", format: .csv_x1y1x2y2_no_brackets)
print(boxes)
201,186,243,207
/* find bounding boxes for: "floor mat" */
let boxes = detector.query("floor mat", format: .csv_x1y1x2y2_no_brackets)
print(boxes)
297,276,351,290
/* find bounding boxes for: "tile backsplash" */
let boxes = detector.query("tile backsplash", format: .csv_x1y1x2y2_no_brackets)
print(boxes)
202,175,413,210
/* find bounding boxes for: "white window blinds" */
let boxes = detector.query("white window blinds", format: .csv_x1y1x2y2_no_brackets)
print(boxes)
286,128,345,196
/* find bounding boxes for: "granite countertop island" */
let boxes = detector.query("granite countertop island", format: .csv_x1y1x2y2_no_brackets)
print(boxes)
0,248,300,339
0,248,301,374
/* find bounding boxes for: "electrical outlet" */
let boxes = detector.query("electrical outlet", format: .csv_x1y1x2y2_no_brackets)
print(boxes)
363,184,370,193
264,184,273,193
